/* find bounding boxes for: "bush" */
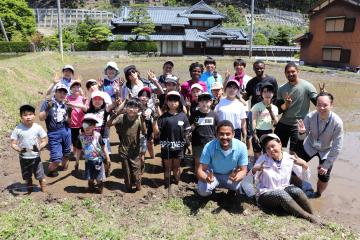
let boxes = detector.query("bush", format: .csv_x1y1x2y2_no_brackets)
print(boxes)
73,42,89,51
0,41,31,52
107,41,127,51
127,41,157,52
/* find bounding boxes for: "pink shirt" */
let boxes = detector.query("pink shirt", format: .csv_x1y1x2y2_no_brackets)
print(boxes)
67,95,85,128
251,152,310,197
180,80,207,100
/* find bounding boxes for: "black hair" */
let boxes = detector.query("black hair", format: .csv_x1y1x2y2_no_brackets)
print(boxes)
20,105,35,116
164,95,184,113
233,59,246,68
261,136,281,148
86,81,97,90
316,92,334,103
284,61,299,72
70,82,81,88
125,69,141,89
189,62,204,73
87,98,106,113
261,84,275,93
204,57,216,66
83,119,97,125
253,60,265,67
125,97,142,109
216,120,234,133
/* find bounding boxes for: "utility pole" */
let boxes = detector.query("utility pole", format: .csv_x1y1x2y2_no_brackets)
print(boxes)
0,18,9,42
249,0,254,58
57,0,64,61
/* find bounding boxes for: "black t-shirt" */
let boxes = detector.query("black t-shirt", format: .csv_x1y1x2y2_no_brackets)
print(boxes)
245,75,278,107
189,110,218,146
158,111,190,151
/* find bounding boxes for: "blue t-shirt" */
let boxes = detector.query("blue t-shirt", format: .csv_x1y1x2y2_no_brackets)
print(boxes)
200,71,223,97
40,99,68,132
200,138,248,174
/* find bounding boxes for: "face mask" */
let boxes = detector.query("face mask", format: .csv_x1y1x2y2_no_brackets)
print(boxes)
82,122,90,129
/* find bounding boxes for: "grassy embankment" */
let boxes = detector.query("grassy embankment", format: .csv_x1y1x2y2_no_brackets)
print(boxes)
0,52,359,239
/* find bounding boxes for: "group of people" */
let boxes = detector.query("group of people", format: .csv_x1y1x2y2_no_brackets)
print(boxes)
10,57,344,223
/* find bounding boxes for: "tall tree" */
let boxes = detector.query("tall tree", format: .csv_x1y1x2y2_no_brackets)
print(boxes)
127,4,155,41
0,0,36,41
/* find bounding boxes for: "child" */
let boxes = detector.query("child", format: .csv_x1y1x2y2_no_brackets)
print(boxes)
75,114,110,193
251,82,278,160
215,80,247,141
188,83,203,117
107,98,146,192
200,57,223,96
99,61,122,102
65,81,87,161
11,105,48,193
39,84,72,177
153,91,191,187
46,65,76,96
158,76,186,114
189,92,218,173
210,81,223,110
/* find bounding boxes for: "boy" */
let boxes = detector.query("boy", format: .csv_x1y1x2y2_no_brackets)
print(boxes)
210,81,223,110
189,92,218,173
251,82,279,161
75,113,110,193
107,98,146,192
200,57,223,96
188,83,203,117
11,104,48,194
39,84,72,177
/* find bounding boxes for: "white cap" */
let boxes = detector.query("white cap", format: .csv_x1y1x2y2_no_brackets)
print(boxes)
105,61,119,72
191,83,203,91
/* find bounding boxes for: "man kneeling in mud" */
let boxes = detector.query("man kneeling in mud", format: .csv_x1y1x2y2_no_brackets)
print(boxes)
197,120,248,196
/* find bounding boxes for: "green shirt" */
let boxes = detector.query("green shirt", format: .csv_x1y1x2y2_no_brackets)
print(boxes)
277,79,317,126
251,102,278,130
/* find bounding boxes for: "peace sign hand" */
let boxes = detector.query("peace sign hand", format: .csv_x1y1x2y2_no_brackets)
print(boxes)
318,83,326,93
225,69,231,81
297,119,306,134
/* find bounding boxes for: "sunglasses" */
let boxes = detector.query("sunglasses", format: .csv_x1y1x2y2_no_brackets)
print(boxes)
127,70,137,76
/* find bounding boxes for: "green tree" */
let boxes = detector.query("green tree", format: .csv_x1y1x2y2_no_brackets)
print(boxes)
253,32,268,45
0,0,36,40
76,16,98,42
164,0,177,6
88,25,111,44
127,4,155,41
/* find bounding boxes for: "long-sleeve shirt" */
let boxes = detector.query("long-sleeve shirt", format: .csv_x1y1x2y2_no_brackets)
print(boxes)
251,152,310,197
298,111,344,169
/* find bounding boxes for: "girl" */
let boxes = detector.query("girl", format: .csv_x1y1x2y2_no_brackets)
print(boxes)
153,91,191,187
66,81,87,161
250,134,320,224
214,80,247,141
75,114,110,194
99,61,122,102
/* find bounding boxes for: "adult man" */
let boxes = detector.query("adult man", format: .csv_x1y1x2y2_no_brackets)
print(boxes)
200,57,223,96
197,120,248,197
275,62,317,153
297,92,343,198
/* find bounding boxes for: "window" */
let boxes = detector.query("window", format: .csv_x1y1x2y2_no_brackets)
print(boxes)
192,20,204,27
204,20,214,27
325,17,356,32
186,41,194,48
206,39,221,47
322,47,351,63
162,25,171,30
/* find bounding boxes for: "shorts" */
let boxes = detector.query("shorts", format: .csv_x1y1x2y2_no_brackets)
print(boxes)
192,145,204,159
161,149,184,160
252,129,273,153
19,157,45,180
103,137,111,154
71,128,81,148
234,128,242,141
85,160,105,181
145,119,153,141
48,128,72,162
274,122,302,152
295,147,333,182
140,135,147,153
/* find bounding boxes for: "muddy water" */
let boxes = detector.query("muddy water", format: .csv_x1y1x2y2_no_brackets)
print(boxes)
2,57,360,231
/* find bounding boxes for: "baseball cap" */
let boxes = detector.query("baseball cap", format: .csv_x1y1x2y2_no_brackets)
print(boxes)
260,133,281,146
198,92,212,101
55,84,68,93
62,64,74,73
70,81,81,88
165,75,178,84
91,90,106,99
83,113,99,124
226,80,240,89
166,91,181,98
138,87,152,98
191,83,203,91
105,61,119,72
211,82,223,90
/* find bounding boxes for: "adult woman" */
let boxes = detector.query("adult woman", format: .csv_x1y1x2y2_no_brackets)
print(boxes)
251,133,320,223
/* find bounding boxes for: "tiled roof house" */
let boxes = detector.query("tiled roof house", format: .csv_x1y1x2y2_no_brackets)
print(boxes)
110,0,247,55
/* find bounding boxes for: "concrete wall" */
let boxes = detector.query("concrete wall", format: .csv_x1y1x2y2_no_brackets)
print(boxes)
69,51,128,58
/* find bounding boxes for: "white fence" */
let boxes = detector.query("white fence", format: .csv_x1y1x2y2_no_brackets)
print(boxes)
34,8,116,28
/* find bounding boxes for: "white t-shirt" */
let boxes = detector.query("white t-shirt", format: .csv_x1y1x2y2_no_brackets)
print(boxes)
10,123,47,159
214,98,247,129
